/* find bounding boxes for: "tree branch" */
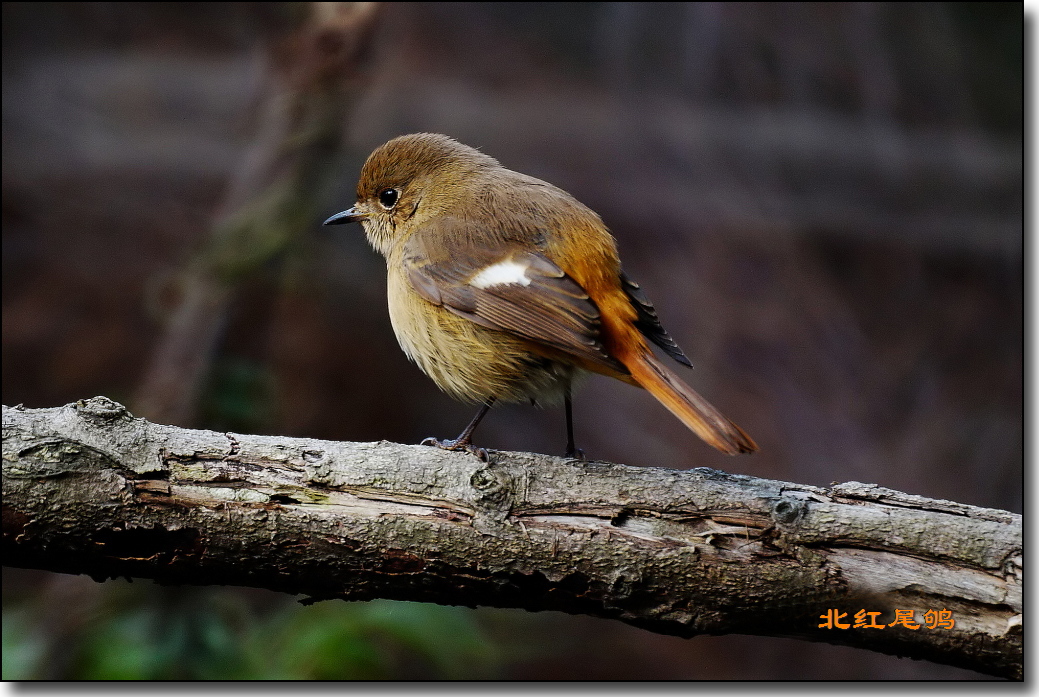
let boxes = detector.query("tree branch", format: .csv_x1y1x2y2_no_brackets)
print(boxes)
2,398,1021,679
133,1,381,425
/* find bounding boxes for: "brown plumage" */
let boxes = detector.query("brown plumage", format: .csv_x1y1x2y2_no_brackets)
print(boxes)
324,133,756,456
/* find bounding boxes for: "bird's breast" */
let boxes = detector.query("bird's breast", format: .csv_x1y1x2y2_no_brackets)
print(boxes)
385,266,577,404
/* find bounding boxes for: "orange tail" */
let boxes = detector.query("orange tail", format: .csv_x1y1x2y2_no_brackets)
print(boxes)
626,352,757,455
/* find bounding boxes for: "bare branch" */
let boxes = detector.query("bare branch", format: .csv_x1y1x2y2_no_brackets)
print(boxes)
2,398,1021,679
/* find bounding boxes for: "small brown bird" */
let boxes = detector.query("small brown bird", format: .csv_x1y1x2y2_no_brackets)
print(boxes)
325,133,756,457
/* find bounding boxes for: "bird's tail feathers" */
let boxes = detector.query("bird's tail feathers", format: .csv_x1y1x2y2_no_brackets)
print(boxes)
628,353,757,455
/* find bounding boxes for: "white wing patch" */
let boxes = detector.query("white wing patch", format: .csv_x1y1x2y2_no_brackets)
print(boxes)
469,258,532,289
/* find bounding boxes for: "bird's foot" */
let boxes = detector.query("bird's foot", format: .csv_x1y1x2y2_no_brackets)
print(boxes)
421,436,490,462
565,446,586,461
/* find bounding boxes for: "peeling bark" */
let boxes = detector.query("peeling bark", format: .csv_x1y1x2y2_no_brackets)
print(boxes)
2,398,1022,679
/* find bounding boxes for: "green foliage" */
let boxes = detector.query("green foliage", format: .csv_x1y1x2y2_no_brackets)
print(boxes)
2,610,48,680
253,600,499,680
2,579,500,680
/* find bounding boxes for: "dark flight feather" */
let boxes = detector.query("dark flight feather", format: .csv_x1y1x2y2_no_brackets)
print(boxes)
620,271,692,367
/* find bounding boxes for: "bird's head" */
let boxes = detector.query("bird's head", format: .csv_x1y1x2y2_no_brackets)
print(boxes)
323,133,499,255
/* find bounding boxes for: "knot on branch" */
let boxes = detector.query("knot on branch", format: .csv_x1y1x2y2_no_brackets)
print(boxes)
470,463,513,503
469,462,515,530
75,397,130,423
770,494,809,526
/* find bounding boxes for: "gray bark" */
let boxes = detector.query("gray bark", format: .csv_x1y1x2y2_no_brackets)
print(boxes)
2,398,1022,679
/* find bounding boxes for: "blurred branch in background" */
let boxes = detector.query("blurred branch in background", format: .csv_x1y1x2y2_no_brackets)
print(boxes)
133,1,380,426
3,399,1023,679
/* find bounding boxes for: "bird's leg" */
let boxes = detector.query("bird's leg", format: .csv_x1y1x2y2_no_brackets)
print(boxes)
564,388,585,460
422,398,495,460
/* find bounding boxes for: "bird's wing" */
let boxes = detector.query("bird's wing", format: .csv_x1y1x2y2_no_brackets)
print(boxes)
402,220,627,374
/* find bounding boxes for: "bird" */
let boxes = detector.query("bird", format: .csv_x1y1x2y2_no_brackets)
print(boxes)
324,133,756,458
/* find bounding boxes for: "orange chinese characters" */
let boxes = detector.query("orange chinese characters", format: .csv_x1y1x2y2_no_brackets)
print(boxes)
923,609,955,629
853,610,885,629
819,609,851,629
819,608,954,630
888,609,921,630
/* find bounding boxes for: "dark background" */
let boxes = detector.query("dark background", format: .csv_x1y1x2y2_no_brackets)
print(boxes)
2,1,1022,680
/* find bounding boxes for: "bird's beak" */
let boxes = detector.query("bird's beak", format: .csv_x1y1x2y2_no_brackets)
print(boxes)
323,207,367,225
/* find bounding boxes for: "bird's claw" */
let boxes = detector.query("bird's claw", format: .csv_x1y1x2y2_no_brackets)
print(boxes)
421,437,490,462
565,447,586,461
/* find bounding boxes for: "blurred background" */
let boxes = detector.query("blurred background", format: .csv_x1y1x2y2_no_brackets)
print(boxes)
2,1,1021,681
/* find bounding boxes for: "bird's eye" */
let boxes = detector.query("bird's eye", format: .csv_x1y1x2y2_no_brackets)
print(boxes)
378,188,399,209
